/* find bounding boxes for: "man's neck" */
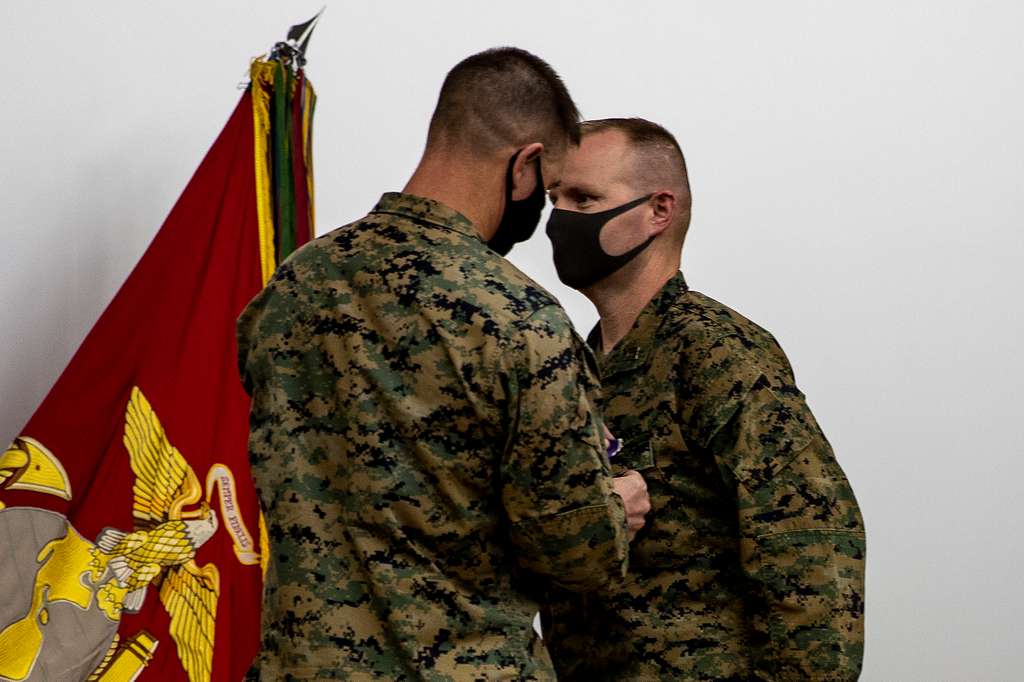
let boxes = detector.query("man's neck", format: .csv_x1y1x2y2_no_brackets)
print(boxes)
403,150,504,239
587,256,679,354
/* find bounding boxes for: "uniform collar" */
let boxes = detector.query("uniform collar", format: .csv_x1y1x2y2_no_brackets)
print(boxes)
588,271,689,376
370,192,480,241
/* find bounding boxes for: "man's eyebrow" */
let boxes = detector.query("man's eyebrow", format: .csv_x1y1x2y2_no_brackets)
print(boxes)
547,179,561,190
563,183,599,197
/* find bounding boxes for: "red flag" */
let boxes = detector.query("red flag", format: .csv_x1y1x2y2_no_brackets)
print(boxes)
0,59,315,681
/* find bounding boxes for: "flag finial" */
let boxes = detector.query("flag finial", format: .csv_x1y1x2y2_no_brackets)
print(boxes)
269,8,325,69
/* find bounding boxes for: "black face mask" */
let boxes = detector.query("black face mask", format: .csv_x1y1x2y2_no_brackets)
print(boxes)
488,151,545,256
546,194,654,289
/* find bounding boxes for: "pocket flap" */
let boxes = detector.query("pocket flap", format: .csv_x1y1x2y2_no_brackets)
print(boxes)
614,438,655,472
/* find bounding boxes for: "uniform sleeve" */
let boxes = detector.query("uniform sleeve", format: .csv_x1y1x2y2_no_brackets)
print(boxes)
236,273,313,479
501,305,629,592
690,334,866,681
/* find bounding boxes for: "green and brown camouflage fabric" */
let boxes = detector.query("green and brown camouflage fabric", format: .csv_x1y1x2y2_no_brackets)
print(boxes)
542,272,865,681
237,192,629,681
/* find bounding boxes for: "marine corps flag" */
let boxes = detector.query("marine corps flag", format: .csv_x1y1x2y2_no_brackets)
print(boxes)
0,18,319,682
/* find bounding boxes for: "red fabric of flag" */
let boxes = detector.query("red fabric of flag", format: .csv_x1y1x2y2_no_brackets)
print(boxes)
1,89,268,681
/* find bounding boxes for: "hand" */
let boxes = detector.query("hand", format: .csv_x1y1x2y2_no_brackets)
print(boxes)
612,470,651,542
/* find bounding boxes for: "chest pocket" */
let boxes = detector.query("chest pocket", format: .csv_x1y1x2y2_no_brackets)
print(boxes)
612,436,656,475
603,353,682,484
603,361,700,567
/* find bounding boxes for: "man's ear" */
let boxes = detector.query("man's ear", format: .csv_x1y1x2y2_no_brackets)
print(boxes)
648,191,677,236
510,142,544,201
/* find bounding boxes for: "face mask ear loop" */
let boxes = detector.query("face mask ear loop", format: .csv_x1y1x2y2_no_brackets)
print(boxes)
504,151,519,199
509,149,542,202
532,158,545,201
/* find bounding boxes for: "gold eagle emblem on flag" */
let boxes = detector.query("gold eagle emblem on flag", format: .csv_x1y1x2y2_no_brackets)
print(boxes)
111,386,221,682
0,387,228,682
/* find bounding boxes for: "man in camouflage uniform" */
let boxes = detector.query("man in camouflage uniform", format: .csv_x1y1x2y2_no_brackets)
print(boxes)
237,50,650,680
542,118,866,680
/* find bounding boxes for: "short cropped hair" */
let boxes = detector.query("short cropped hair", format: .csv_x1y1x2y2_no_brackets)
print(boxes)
582,118,690,196
582,118,692,242
426,47,581,158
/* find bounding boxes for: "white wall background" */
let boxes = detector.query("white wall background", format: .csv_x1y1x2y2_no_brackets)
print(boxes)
2,2,1021,679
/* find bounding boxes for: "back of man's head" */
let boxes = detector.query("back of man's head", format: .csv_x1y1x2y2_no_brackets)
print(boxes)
427,47,581,159
583,117,692,243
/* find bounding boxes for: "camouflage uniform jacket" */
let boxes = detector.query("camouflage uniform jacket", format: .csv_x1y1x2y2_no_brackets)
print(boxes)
543,272,866,681
237,193,629,681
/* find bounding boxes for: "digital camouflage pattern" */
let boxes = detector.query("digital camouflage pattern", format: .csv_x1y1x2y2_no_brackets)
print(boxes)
237,192,629,681
543,272,865,681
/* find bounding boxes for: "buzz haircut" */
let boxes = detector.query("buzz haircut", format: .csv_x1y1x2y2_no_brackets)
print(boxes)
581,118,690,196
426,47,581,158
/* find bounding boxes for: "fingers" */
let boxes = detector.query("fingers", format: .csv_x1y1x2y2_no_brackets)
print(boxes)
612,470,652,542
601,423,614,450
